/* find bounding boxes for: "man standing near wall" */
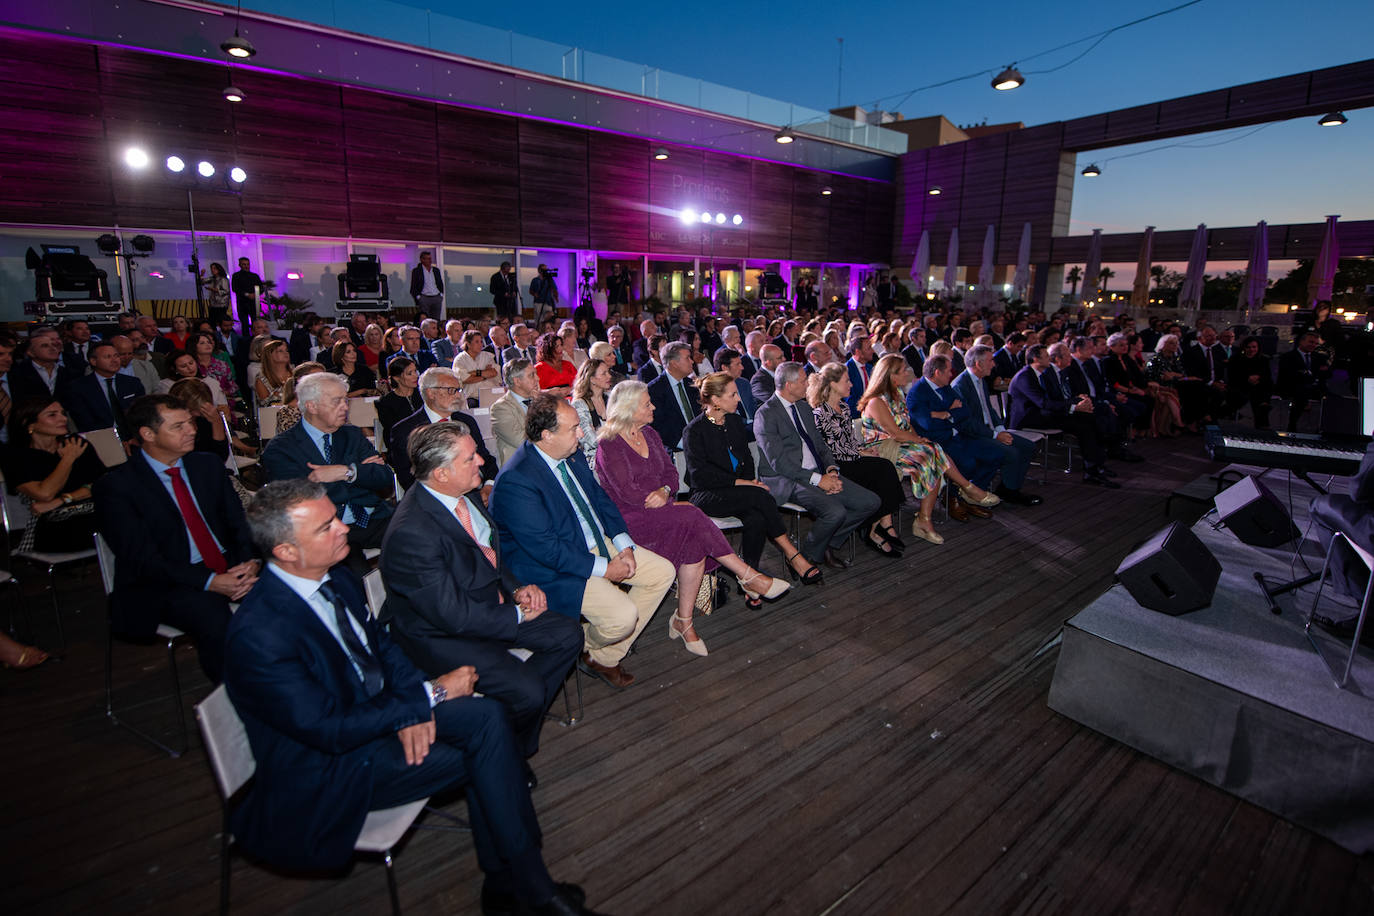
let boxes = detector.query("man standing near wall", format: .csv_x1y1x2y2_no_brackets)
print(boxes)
410,250,445,318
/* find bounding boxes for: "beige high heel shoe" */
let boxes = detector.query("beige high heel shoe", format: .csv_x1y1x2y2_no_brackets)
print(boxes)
668,612,708,656
737,568,790,603
911,515,945,545
958,483,1001,507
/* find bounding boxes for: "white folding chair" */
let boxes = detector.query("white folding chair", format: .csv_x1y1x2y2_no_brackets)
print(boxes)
349,396,379,431
96,532,189,757
478,386,505,409
257,405,284,441
470,407,494,442
83,427,128,467
363,568,387,619
196,686,429,915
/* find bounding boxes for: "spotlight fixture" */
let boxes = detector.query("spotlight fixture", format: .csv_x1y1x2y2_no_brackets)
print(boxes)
679,207,696,225
229,166,247,184
653,146,669,160
166,155,185,173
715,212,726,225
991,65,1024,91
223,84,245,103
124,147,150,170
927,186,942,196
731,214,743,226
131,234,156,254
1318,111,1347,127
95,234,120,256
774,127,795,144
700,211,712,223
221,32,256,59
1081,163,1101,177
820,186,833,196
197,161,216,178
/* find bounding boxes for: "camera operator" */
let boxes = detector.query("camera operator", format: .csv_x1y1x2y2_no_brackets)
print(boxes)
606,263,632,307
489,260,519,319
530,263,559,327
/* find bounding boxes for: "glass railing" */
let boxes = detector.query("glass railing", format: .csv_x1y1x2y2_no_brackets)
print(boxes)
242,1,906,154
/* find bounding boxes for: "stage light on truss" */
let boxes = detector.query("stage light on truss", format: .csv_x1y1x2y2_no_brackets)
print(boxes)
124,147,150,170
229,166,247,183
197,161,216,178
166,155,185,173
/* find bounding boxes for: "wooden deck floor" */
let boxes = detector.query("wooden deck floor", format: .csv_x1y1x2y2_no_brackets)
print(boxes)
3,436,1371,915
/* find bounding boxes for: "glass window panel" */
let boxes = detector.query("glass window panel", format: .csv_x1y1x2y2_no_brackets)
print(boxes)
646,259,694,308
441,246,513,314
516,250,576,329
351,241,421,316
0,228,127,322
134,232,229,317
259,238,349,316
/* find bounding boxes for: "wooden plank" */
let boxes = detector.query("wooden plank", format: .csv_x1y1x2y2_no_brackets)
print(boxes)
588,133,650,253
517,121,588,249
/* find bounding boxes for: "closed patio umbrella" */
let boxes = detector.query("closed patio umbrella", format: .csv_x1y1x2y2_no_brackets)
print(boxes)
1011,222,1032,300
1178,224,1208,313
1130,226,1154,309
911,230,930,295
1307,214,1339,306
943,228,959,296
978,224,996,307
1082,229,1102,304
1237,220,1268,320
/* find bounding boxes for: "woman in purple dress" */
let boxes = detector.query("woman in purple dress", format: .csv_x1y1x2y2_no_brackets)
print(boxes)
595,381,789,657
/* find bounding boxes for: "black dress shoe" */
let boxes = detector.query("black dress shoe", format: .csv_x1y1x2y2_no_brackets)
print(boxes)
531,885,605,916
823,548,851,569
994,485,1043,506
1109,448,1145,463
482,883,589,916
1099,466,1119,477
1083,471,1121,489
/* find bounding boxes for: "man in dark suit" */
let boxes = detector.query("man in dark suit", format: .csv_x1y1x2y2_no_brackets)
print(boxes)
490,261,519,319
94,395,258,683
387,367,497,491
1007,345,1118,488
218,316,252,395
606,325,632,375
261,373,395,569
1182,326,1231,421
844,335,876,418
949,329,972,375
410,250,445,315
135,316,174,358
906,354,1001,519
489,396,674,689
381,422,582,761
11,326,79,405
629,319,657,370
225,480,596,915
646,342,699,450
753,363,880,569
951,346,1041,506
62,341,144,436
738,330,764,380
750,344,784,405
503,322,538,367
991,332,1026,386
61,319,96,375
772,320,801,361
902,327,928,378
1276,331,1333,432
230,257,263,332
385,325,438,374
287,313,323,365
714,347,757,423
1063,337,1143,462
635,335,666,384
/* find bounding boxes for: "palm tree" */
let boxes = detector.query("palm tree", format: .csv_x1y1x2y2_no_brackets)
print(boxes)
1066,266,1082,300
1150,264,1166,290
1098,266,1115,295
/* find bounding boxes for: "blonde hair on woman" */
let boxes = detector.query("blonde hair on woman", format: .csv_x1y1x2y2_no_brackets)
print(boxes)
856,353,908,413
599,379,647,441
806,362,847,408
169,377,214,412
572,356,608,401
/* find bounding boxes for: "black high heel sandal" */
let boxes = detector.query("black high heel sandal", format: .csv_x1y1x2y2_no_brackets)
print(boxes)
785,551,823,585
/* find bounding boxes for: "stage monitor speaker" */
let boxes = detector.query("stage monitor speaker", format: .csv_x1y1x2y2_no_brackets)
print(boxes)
1214,476,1298,547
1115,522,1221,615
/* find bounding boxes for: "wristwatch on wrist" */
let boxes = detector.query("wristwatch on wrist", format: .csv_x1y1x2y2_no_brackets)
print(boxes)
430,681,448,704
345,463,358,483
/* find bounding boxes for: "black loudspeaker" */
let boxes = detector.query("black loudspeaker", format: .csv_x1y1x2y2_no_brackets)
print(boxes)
1214,476,1298,547
1115,522,1221,615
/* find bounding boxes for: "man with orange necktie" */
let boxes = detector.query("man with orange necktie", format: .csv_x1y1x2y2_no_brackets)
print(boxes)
380,421,581,762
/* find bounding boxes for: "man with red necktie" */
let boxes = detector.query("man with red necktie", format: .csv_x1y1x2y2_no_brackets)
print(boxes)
94,395,258,683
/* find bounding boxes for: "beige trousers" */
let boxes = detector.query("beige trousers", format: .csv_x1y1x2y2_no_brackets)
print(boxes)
579,542,675,667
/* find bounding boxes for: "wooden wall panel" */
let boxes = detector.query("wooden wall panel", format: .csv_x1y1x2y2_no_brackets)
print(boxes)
789,170,830,262
438,107,520,245
748,161,792,260
518,121,588,249
864,181,894,265
957,134,1008,265
588,133,649,253
0,35,114,228
341,89,440,240
827,175,869,264
648,145,706,257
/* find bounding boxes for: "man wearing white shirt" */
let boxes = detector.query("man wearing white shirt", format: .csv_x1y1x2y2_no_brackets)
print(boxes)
409,250,444,316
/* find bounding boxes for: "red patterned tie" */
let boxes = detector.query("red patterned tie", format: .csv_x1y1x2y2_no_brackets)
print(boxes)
165,467,227,574
454,497,497,570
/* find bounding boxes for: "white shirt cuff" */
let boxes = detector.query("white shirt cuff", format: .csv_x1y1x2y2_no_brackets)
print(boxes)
422,681,439,708
809,472,822,486
611,533,635,553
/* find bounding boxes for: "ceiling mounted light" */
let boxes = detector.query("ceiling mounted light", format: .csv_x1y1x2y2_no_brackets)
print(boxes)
1318,111,1347,127
679,207,696,225
715,212,726,225
774,127,795,144
221,32,256,59
731,214,743,225
991,65,1024,91
229,166,247,184
700,211,712,223
166,155,185,173
197,160,216,178
124,147,150,170
1081,163,1101,177
653,146,669,160
820,186,833,196
927,186,942,196
223,84,245,103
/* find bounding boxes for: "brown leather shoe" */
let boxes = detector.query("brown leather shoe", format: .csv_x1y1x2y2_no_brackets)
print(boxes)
579,651,635,689
958,499,993,519
947,494,970,522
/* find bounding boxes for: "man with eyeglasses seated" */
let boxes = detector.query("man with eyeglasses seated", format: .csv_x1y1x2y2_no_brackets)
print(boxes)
261,373,395,571
386,367,496,493
384,325,438,373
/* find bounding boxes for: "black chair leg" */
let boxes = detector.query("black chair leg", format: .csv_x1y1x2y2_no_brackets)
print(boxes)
219,810,232,916
383,849,402,915
46,564,66,653
166,636,189,756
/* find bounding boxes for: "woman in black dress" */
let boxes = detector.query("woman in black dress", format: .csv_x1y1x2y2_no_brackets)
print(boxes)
806,362,906,556
682,372,820,601
3,398,106,552
331,341,378,397
376,356,423,444
1226,336,1273,429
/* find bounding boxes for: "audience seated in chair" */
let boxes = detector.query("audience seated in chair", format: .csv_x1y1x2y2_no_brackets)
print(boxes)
491,359,539,467
645,341,700,451
1007,344,1119,489
1276,331,1332,432
225,480,600,916
5,398,107,554
489,395,674,690
386,367,495,493
950,345,1042,506
1226,336,1274,429
93,395,258,684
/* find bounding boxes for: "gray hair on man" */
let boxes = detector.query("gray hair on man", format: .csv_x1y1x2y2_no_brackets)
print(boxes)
504,358,532,387
1048,342,1071,361
774,361,806,389
294,371,347,406
1106,332,1128,348
408,420,473,483
922,354,952,380
247,479,327,556
419,366,461,392
966,344,994,367
660,340,692,366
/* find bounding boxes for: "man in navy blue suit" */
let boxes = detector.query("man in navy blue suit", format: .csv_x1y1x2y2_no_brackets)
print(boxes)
646,341,699,450
906,354,1001,518
844,334,876,418
991,332,1026,386
11,326,79,405
713,347,757,424
490,395,674,690
225,480,598,916
385,325,438,374
62,341,144,436
381,422,581,762
94,395,258,683
951,345,1042,506
262,373,395,569
1006,344,1118,488
1065,336,1145,460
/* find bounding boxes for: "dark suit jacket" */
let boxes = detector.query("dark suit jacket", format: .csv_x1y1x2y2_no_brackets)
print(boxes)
1183,343,1229,384
409,264,444,303
844,358,872,418
10,359,78,406
1275,348,1332,397
386,349,437,374
992,347,1021,382
951,370,1005,439
646,372,699,450
287,328,315,365
62,371,144,433
262,422,395,524
224,565,431,871
489,442,629,616
735,376,758,421
93,450,255,638
636,361,661,384
381,486,521,663
750,368,776,404
1007,365,1071,429
907,377,962,445
62,342,93,375
902,345,926,377
736,351,758,380
1063,358,1110,406
387,407,496,491
949,348,966,376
